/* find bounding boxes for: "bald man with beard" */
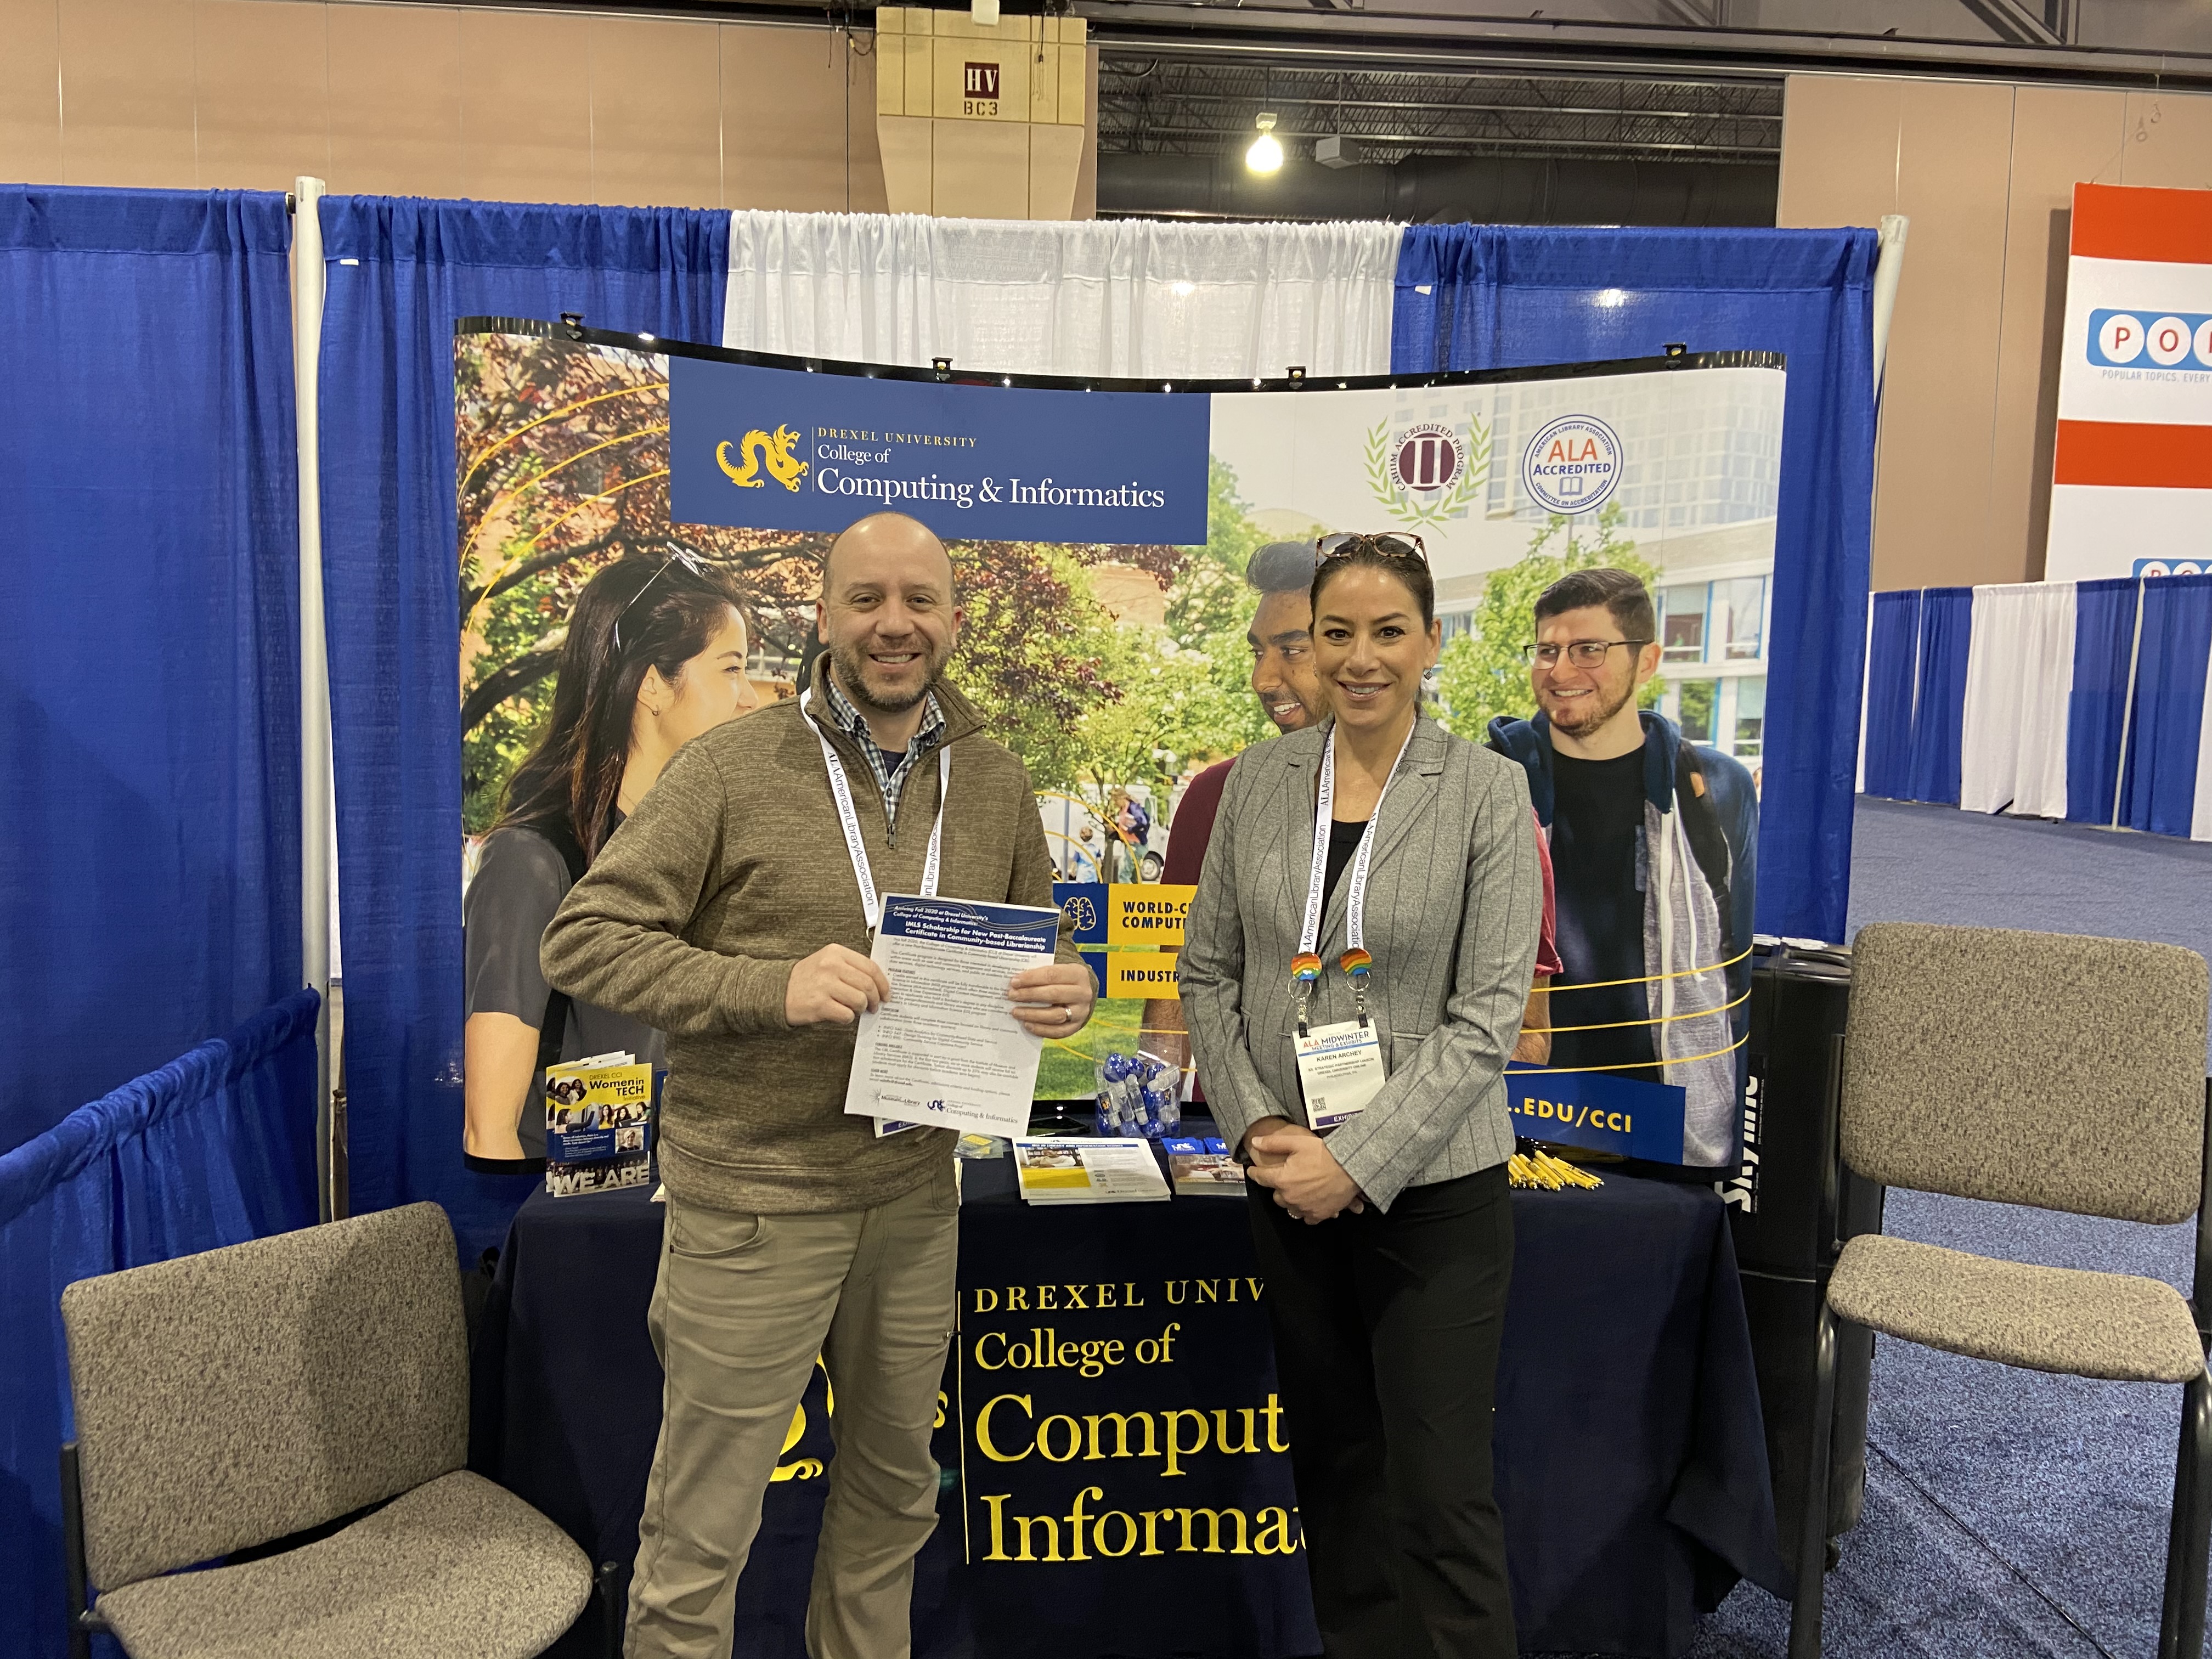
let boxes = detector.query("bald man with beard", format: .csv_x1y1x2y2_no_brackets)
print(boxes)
545,512,1093,1659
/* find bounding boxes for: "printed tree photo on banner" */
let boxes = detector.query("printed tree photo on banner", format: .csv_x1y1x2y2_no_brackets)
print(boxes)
455,331,1280,1098
456,334,1279,831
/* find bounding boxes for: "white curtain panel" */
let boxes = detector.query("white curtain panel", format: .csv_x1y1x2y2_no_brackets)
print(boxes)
721,211,1404,380
1959,582,2074,819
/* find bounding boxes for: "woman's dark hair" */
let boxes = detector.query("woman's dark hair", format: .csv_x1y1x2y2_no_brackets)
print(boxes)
1310,534,1436,629
497,553,744,860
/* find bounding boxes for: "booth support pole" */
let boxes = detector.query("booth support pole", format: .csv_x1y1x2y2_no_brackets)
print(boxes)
292,174,341,1223
2112,578,2148,830
1855,590,1873,795
1853,215,1910,806
1871,215,1909,399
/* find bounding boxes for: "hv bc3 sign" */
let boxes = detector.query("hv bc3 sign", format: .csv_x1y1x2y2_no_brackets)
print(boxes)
668,357,1209,543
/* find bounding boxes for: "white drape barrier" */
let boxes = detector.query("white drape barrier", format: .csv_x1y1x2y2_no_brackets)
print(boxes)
1959,583,2074,819
721,212,1402,380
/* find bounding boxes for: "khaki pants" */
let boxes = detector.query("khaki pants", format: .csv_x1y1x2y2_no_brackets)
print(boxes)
627,1161,959,1659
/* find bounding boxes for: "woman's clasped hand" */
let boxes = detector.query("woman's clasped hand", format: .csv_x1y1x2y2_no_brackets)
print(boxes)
1242,1116,1366,1222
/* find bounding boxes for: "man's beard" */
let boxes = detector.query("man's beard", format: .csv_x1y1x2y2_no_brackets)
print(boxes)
829,635,948,714
1546,676,1636,736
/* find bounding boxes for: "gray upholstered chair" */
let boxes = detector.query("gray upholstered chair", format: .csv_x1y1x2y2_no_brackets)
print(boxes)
58,1201,594,1659
1788,923,2212,1659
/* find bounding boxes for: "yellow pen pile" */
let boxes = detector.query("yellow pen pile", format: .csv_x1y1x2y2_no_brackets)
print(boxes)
1508,1149,1605,1192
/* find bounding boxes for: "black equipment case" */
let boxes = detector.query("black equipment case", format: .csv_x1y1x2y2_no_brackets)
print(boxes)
1725,940,1885,1577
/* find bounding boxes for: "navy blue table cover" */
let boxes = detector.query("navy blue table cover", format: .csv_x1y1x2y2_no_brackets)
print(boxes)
471,1152,1786,1658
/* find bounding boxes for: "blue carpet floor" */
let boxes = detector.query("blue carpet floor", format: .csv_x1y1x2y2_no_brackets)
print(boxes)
1677,799,2208,1659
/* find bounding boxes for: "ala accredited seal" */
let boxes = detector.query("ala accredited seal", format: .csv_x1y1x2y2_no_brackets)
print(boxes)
1521,414,1623,514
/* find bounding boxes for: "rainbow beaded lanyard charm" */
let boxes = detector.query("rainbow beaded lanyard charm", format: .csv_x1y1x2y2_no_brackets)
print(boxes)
1340,946,1374,1027
1293,720,1417,1035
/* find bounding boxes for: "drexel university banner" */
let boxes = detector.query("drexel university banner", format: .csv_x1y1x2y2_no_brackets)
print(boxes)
668,359,1210,543
456,323,1792,1170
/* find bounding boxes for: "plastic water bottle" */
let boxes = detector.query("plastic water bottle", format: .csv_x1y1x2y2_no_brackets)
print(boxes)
1132,1049,1182,1139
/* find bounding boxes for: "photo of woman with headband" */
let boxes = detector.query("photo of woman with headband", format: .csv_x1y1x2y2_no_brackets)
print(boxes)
1178,532,1544,1658
462,552,760,1166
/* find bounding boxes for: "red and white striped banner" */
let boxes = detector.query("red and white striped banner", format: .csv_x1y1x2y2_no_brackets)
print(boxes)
2046,183,2212,581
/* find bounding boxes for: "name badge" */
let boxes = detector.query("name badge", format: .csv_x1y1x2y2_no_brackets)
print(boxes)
1294,1020,1387,1131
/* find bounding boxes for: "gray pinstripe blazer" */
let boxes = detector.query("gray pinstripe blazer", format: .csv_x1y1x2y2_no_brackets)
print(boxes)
1178,715,1543,1212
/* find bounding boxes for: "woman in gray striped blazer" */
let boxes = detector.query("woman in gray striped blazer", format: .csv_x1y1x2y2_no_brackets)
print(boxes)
1180,535,1544,1658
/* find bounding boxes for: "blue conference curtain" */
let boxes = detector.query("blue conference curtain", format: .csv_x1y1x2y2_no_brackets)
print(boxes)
2067,578,2145,826
0,992,319,1658
2119,574,2212,838
1861,590,1922,801
1904,587,1972,806
1393,225,1878,945
0,187,301,1158
317,199,727,1259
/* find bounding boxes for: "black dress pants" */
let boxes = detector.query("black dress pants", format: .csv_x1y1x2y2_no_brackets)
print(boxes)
1249,1164,1516,1659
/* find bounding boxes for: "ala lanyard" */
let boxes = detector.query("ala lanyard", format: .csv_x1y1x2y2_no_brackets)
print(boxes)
798,689,950,934
1293,719,1417,1031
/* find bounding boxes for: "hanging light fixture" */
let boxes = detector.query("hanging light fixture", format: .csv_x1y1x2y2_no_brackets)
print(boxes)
1246,113,1283,174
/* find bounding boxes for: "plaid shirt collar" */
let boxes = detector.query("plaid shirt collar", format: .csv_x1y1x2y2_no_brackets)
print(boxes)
822,673,946,832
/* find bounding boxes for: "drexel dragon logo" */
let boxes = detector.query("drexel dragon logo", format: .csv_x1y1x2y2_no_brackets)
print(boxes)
1365,416,1491,529
717,425,809,492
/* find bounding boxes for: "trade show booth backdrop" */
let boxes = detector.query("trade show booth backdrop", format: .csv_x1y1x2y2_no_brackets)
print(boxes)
330,203,1880,1262
0,184,1878,1659
1861,572,2212,841
458,326,1787,1172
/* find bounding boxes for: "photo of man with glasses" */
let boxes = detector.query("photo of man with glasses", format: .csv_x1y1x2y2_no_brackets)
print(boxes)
1485,568,1756,1167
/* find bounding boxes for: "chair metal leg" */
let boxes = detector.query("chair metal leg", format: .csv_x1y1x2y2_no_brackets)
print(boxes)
1787,1305,1840,1659
597,1559,622,1659
60,1442,93,1659
2160,1371,2212,1659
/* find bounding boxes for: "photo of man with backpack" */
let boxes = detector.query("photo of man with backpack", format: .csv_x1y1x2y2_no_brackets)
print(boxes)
1486,568,1757,1167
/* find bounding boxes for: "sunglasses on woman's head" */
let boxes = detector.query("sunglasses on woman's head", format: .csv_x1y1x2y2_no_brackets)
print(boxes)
1315,532,1429,566
611,549,709,654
